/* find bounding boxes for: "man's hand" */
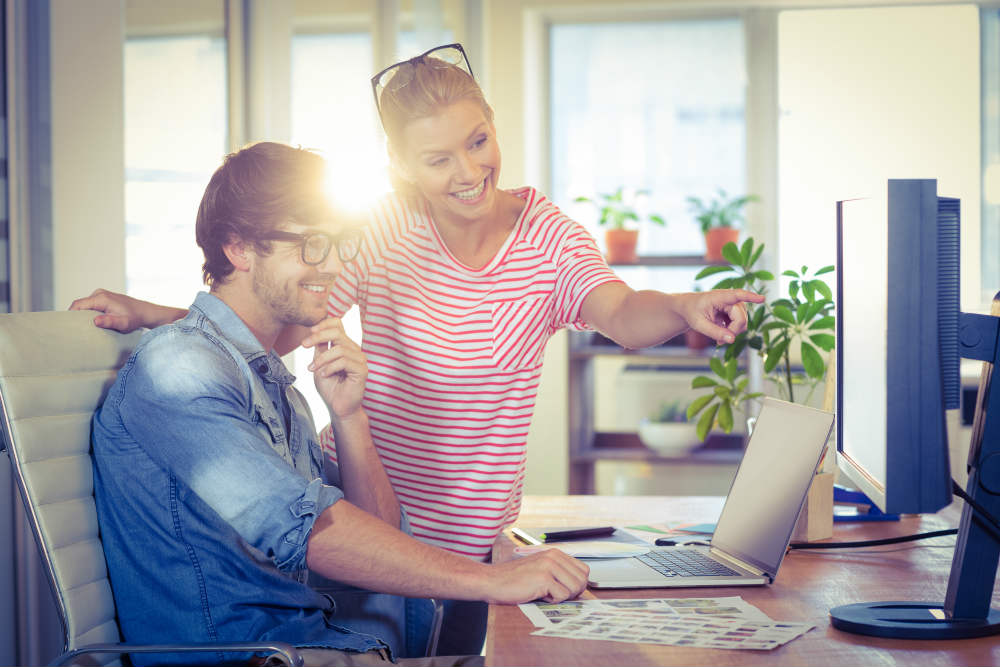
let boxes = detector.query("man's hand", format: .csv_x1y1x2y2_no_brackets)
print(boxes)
678,288,765,345
482,549,590,604
69,288,185,332
303,318,367,420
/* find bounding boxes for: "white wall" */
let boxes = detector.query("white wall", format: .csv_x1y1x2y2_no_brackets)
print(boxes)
778,4,981,493
778,4,980,307
49,0,126,309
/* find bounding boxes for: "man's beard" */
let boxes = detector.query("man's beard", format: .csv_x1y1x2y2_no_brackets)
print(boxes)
251,264,326,328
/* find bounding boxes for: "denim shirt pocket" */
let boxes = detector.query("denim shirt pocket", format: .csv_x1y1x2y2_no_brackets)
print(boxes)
307,437,327,481
287,385,327,480
253,403,293,466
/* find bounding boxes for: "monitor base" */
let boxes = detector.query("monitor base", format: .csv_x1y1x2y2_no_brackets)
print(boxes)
830,601,1000,639
832,485,900,522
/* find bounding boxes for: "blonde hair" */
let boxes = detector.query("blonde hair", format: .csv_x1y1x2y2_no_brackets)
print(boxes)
377,59,494,197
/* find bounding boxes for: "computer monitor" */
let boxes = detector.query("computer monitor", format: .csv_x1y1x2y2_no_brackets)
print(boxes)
833,178,1000,639
836,180,958,515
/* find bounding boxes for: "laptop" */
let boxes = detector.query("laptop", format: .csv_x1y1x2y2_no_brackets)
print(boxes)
587,397,835,589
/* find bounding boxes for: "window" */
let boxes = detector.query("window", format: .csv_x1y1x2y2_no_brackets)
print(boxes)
549,18,746,291
289,31,385,424
291,32,388,212
288,29,457,424
124,35,227,307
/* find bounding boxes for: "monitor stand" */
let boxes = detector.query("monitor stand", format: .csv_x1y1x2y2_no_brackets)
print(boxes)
830,602,1000,640
832,485,899,522
830,310,1000,640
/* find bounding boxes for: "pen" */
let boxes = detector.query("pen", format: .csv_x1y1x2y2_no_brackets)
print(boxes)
539,526,616,542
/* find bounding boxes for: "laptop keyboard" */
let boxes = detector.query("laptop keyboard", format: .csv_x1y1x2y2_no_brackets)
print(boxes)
637,548,740,578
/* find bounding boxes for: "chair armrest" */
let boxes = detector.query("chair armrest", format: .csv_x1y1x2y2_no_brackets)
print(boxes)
50,641,304,666
425,598,444,657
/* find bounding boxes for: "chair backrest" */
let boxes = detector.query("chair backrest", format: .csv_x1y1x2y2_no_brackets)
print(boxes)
0,311,143,658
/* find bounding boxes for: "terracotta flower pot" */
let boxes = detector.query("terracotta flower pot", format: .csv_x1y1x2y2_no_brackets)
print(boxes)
604,228,639,264
704,227,740,262
684,329,714,351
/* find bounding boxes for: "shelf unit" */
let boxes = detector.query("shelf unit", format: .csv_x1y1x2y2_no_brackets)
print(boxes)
568,254,746,494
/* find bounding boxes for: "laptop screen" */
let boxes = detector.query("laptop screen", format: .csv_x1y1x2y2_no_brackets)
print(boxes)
709,398,834,578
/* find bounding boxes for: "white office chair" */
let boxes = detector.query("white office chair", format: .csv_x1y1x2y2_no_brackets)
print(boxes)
0,311,303,666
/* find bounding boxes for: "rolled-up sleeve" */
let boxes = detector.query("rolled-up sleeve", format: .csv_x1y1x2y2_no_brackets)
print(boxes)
116,328,342,573
553,223,623,330
282,478,344,571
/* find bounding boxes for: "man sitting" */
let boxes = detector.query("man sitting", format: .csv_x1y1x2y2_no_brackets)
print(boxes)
89,142,588,666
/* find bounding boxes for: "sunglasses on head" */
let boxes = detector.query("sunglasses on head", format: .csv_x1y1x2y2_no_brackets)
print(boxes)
370,43,474,122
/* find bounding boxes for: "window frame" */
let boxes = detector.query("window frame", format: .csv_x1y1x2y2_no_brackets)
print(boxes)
523,5,779,265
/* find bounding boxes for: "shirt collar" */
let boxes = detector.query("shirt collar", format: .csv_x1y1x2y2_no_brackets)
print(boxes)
188,291,297,387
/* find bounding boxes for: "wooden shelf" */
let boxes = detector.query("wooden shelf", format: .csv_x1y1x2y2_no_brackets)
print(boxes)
571,447,744,464
567,254,741,493
571,431,745,464
569,344,718,364
608,255,725,267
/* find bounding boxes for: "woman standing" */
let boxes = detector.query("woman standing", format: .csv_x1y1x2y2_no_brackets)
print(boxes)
303,43,759,556
303,43,760,652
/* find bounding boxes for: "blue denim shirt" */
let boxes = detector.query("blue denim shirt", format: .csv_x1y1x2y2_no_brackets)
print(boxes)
92,292,390,665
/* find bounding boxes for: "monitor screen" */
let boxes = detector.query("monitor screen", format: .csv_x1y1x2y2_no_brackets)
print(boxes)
837,196,889,502
836,179,956,515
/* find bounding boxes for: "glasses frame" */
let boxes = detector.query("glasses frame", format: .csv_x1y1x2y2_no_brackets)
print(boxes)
370,43,474,121
259,228,362,265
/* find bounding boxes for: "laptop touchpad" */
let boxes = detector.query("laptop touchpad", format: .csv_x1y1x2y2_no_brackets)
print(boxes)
585,556,654,584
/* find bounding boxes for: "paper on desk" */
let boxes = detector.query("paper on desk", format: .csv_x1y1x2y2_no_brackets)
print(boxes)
531,609,815,650
519,596,770,629
514,542,649,559
625,522,716,538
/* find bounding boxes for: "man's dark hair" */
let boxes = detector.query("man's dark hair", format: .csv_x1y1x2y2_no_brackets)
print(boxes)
196,142,331,287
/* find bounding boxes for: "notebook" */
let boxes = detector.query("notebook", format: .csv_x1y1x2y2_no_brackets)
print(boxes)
586,397,835,588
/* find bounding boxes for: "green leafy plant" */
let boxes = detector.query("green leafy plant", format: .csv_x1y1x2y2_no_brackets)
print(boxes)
686,238,835,441
575,187,666,230
686,189,757,233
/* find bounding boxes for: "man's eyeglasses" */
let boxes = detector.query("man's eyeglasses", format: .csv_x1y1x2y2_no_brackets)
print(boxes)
260,228,362,265
370,43,474,120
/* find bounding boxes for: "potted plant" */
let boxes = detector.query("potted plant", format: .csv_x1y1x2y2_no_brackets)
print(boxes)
687,238,836,541
575,187,666,264
684,327,714,352
686,189,757,262
686,237,835,442
637,400,699,457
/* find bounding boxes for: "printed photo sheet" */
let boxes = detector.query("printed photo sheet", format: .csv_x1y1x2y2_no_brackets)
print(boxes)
532,610,814,650
519,597,814,651
519,596,771,628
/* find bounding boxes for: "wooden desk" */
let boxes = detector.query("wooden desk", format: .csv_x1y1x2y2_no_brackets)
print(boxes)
486,495,1000,666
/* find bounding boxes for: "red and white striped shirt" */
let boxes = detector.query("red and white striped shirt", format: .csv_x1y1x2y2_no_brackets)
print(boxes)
322,187,621,559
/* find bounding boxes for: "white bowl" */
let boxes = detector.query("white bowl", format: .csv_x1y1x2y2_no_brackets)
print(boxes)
637,420,700,456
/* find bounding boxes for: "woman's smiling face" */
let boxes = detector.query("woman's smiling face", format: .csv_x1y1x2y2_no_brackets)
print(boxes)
396,99,502,226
